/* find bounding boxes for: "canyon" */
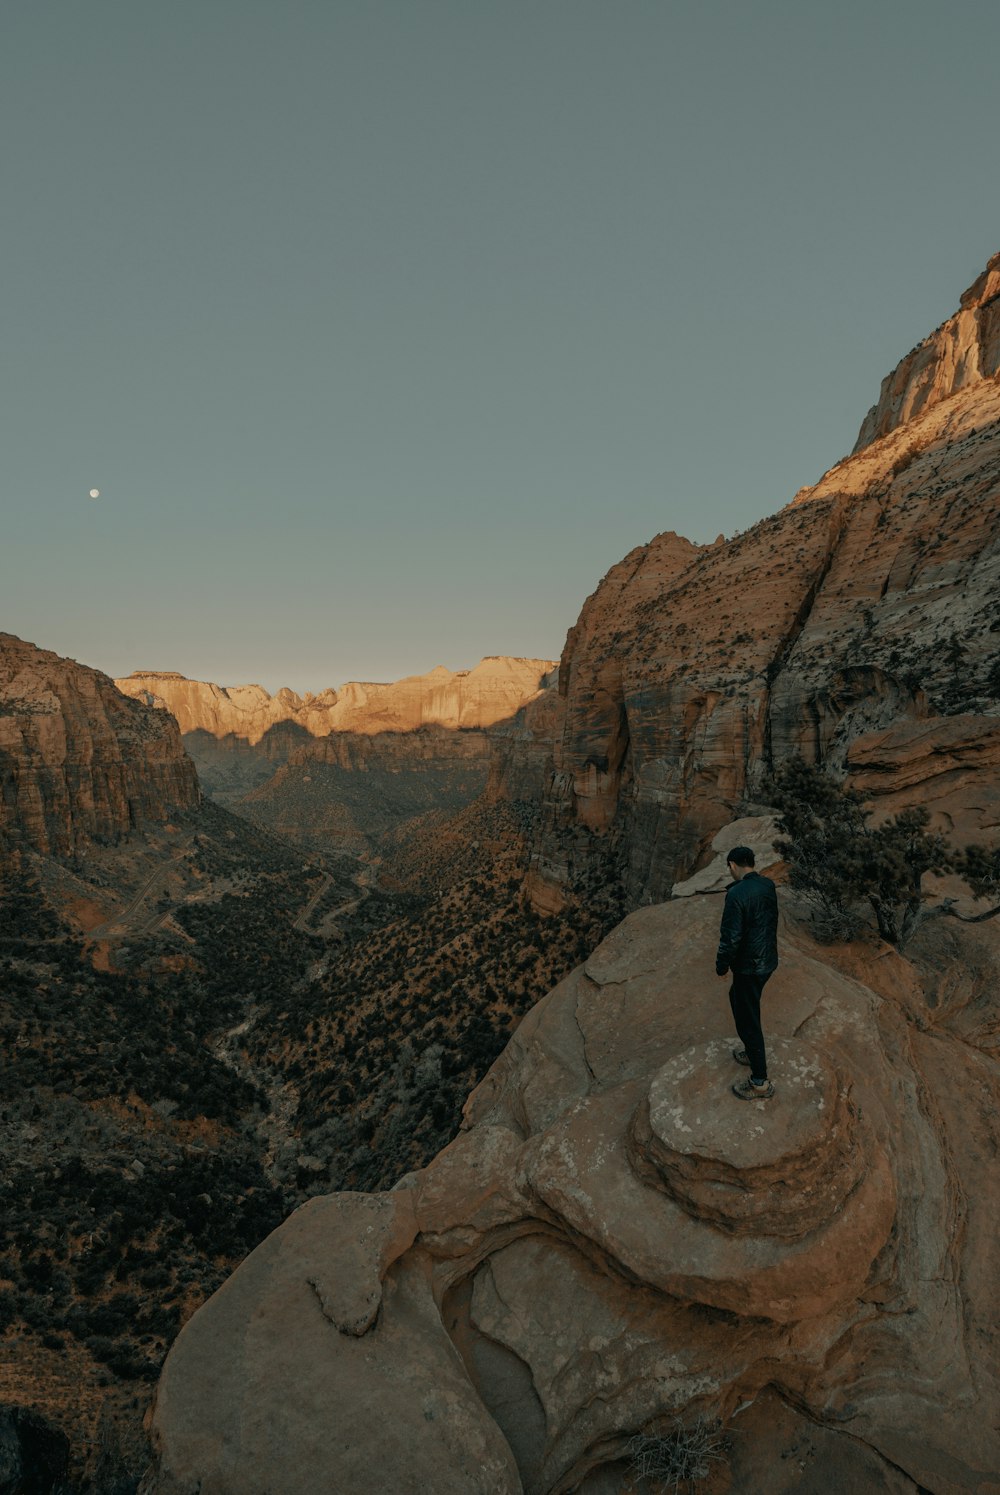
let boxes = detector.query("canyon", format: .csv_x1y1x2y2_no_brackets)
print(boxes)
524,254,1000,911
114,657,558,859
2,250,999,1493
140,251,1000,1493
0,644,600,1493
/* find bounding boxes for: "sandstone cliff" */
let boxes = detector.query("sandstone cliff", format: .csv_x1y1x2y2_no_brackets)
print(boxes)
0,634,200,857
242,726,495,858
117,656,558,745
854,250,1000,451
487,685,564,804
143,884,1000,1493
178,721,314,806
527,253,1000,908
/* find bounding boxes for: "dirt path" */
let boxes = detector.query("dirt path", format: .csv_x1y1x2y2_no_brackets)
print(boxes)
87,852,189,939
209,1009,301,1177
293,872,333,932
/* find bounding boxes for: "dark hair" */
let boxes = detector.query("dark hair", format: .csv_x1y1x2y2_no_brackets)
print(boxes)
727,846,755,867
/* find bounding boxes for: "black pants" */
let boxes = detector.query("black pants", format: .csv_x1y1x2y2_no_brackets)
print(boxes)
729,971,771,1081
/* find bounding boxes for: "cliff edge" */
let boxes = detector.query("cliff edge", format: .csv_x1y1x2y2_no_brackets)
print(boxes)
853,250,1000,452
141,887,1000,1493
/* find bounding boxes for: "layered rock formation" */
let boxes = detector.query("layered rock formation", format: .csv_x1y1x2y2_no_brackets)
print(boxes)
118,658,558,818
143,888,1000,1493
180,721,314,806
527,253,1000,907
484,685,563,804
117,657,558,744
854,250,1000,450
242,726,496,857
0,634,200,857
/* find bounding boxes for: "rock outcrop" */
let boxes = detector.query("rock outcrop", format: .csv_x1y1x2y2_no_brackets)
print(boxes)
487,686,564,804
0,635,200,857
527,253,1000,908
117,657,558,745
142,889,1000,1493
670,814,782,896
854,251,1000,451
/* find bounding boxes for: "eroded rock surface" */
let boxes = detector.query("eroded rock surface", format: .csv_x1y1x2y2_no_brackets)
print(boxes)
527,253,1000,907
239,724,496,857
854,251,1000,450
117,656,557,744
0,634,200,856
671,816,782,896
142,892,1000,1493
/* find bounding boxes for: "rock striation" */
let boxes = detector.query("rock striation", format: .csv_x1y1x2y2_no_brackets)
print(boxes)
117,657,558,745
0,634,200,857
526,253,1000,908
854,251,1000,451
142,888,1000,1493
486,685,564,804
242,726,496,857
118,658,558,817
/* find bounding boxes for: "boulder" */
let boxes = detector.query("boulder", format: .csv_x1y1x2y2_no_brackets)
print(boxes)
671,816,782,896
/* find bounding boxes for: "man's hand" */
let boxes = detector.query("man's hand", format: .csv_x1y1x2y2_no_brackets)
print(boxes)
716,961,729,977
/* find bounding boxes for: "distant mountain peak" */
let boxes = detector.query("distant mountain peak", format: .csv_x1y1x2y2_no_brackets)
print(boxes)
115,657,558,745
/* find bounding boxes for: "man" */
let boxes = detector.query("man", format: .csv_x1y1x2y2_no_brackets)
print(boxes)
716,846,778,1101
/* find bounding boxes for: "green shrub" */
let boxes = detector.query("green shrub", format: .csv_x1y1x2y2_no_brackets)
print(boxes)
768,759,951,948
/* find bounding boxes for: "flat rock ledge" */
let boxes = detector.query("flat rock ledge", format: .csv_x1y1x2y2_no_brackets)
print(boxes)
629,1038,873,1239
140,894,1000,1495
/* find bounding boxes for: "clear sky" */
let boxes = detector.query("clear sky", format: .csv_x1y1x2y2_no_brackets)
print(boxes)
2,1,997,693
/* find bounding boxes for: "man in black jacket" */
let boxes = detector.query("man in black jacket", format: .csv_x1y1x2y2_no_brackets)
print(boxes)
716,846,778,1101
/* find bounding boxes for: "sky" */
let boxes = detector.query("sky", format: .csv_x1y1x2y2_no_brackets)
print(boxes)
2,1,998,694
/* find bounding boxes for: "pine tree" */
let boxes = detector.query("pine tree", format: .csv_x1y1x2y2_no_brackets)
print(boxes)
767,759,952,948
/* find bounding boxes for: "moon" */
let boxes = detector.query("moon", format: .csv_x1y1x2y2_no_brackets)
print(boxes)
89,488,100,499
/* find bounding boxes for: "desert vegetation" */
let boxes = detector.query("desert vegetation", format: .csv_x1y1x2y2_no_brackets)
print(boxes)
0,789,627,1486
769,758,1000,947
238,796,628,1191
626,1419,729,1492
0,849,304,1487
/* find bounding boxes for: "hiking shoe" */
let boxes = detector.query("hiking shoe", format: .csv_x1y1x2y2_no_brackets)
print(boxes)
732,1048,751,1067
732,1077,775,1101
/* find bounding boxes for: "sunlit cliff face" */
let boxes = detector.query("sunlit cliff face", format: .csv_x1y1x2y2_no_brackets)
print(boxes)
527,269,1000,907
115,655,557,743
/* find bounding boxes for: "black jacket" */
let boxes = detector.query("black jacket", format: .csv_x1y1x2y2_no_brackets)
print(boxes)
716,872,778,976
